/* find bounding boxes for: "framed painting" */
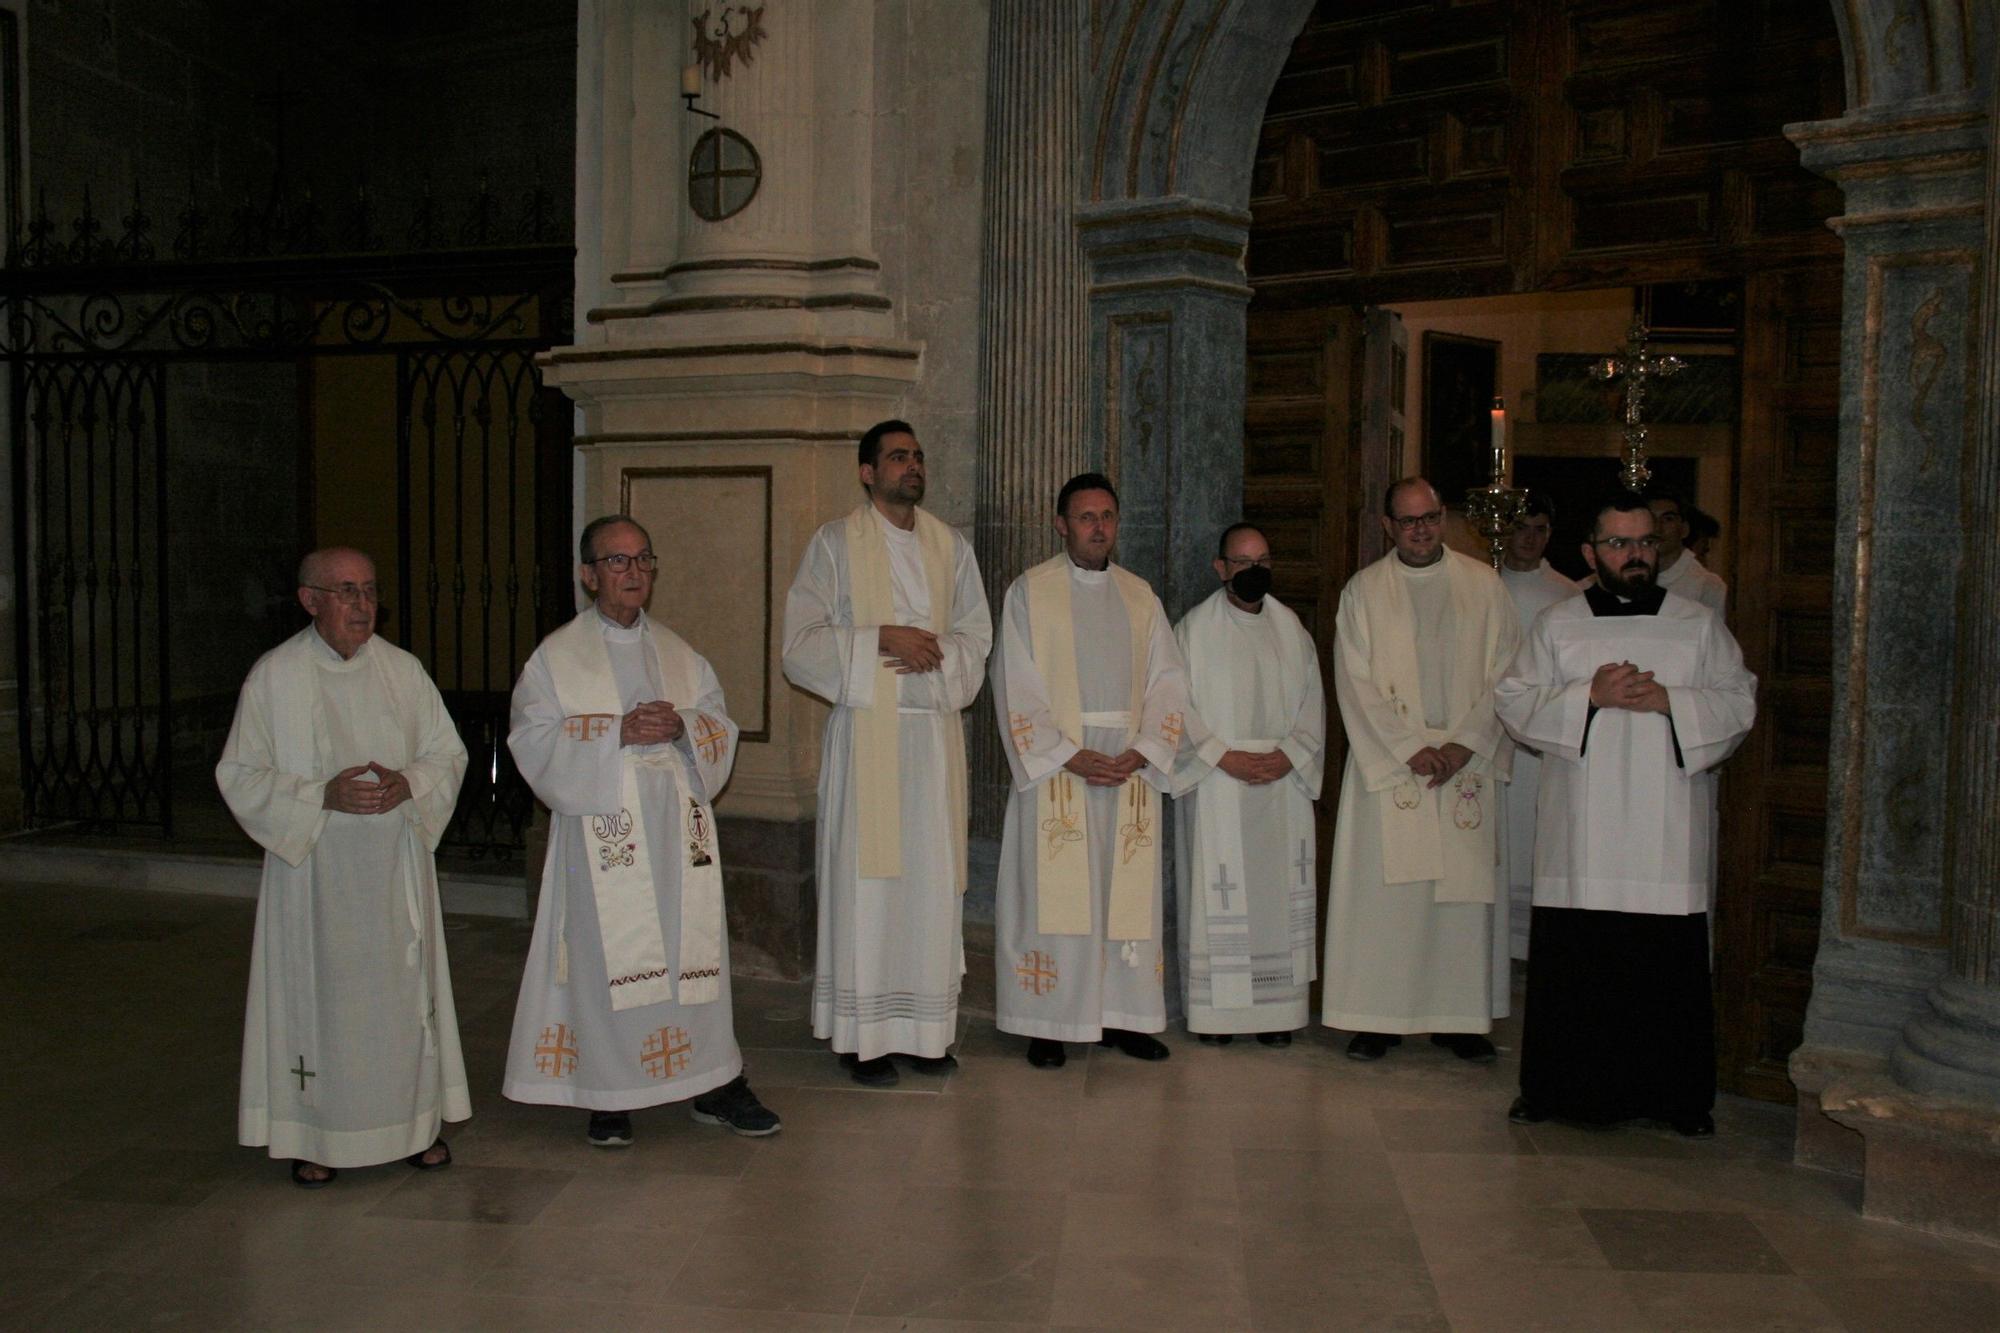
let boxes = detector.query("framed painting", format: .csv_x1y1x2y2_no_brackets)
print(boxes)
1420,331,1500,506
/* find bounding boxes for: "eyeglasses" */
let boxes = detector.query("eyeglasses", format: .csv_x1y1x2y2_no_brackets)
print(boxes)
1222,555,1273,569
1391,510,1444,531
585,553,658,574
1591,536,1661,553
306,583,380,606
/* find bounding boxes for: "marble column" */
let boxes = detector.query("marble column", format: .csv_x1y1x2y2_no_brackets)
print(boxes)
969,0,1088,840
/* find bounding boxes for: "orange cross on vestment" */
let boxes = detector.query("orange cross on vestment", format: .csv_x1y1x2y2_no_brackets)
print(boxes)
1160,711,1184,749
563,714,613,742
1009,712,1035,755
692,714,728,765
641,1026,693,1079
1015,949,1058,997
534,1023,578,1077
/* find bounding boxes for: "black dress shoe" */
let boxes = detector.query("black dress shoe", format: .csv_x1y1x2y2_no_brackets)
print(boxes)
1346,1032,1402,1061
1670,1112,1716,1138
1507,1096,1548,1124
1196,1033,1234,1046
1096,1029,1171,1061
1256,1031,1293,1048
1431,1033,1498,1063
901,1052,959,1076
1026,1037,1067,1068
840,1052,899,1087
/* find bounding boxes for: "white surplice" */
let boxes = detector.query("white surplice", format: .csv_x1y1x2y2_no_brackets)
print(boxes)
1320,550,1521,1035
503,611,743,1110
1498,560,1581,958
218,626,470,1168
991,558,1194,1041
1657,549,1728,615
781,508,992,1060
1172,588,1326,1034
1494,588,1756,915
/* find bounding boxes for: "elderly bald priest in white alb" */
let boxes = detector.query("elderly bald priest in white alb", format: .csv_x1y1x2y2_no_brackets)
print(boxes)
504,516,778,1147
781,419,992,1088
991,473,1200,1068
1322,480,1521,1065
218,546,468,1188
1172,523,1326,1044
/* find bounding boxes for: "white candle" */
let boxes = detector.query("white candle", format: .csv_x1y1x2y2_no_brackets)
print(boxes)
681,64,701,97
1490,397,1507,483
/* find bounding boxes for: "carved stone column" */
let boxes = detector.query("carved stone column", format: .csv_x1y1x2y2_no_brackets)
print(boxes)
969,0,1089,842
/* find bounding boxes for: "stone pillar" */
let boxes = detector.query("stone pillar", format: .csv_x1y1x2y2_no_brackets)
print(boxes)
969,0,1088,842
541,0,925,976
1786,83,2000,1238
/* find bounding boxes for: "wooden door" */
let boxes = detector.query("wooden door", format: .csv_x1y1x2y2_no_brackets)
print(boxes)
1715,263,1841,1100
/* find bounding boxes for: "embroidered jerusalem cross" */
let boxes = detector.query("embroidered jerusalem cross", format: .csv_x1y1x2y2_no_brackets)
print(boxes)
534,1023,579,1077
563,714,613,742
641,1026,693,1079
692,713,728,765
1009,712,1034,755
1015,949,1058,996
1160,711,1185,748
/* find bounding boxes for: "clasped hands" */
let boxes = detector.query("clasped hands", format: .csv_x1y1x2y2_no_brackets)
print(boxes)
1407,741,1473,790
1218,749,1294,785
878,625,943,675
620,700,686,747
1064,748,1147,787
1589,661,1670,714
322,762,413,815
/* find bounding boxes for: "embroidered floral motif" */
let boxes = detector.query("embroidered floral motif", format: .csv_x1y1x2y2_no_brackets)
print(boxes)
592,809,637,870
1453,773,1484,830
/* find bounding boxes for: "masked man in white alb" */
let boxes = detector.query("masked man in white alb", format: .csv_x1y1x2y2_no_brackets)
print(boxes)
219,547,468,1189
1497,492,1755,1137
1322,479,1521,1064
504,516,779,1146
1496,493,1579,960
782,420,992,1087
992,472,1199,1069
1173,523,1325,1046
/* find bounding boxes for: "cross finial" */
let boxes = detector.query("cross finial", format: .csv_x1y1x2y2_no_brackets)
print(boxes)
1591,318,1685,490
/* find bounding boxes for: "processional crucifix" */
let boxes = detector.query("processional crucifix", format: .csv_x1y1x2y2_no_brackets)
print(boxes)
1591,317,1685,491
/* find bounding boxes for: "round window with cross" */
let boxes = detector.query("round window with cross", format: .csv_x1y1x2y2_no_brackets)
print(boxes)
688,128,762,222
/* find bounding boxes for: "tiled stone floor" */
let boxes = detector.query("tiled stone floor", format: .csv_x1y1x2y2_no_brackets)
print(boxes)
4,880,1998,1331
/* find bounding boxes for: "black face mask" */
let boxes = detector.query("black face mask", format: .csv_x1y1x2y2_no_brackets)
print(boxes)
1229,565,1272,602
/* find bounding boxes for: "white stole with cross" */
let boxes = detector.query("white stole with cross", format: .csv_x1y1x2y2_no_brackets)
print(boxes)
843,503,969,896
541,612,723,1009
1024,555,1160,940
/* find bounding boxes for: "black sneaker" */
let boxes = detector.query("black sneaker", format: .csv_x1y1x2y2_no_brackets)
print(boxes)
1431,1033,1498,1063
586,1110,633,1147
840,1053,899,1087
689,1075,781,1136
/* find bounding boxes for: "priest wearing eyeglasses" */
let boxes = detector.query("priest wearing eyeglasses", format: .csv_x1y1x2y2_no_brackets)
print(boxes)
1496,491,1756,1136
1321,479,1521,1064
218,547,470,1188
502,515,780,1148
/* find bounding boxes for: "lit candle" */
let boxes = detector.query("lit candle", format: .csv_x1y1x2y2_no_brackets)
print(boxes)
1490,397,1507,483
681,63,701,97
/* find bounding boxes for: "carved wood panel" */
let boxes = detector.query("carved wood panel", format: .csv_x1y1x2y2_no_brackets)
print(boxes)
1719,262,1841,1101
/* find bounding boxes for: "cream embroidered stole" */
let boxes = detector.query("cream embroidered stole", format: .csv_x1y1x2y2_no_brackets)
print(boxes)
843,504,968,895
1361,557,1498,904
543,612,724,1009
1025,556,1159,939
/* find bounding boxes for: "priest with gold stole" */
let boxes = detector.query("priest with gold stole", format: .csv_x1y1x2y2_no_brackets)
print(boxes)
781,420,992,1087
503,516,779,1147
218,546,468,1188
1497,491,1756,1137
991,473,1200,1069
1322,478,1522,1063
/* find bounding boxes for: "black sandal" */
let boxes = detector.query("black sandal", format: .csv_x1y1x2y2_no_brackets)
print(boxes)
404,1138,451,1170
290,1160,337,1189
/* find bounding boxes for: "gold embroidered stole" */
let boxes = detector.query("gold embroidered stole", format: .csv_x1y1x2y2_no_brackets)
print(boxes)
543,612,725,1008
844,504,967,894
1025,556,1159,939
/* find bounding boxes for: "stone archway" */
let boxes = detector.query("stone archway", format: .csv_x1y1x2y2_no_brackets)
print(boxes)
978,0,1999,1238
